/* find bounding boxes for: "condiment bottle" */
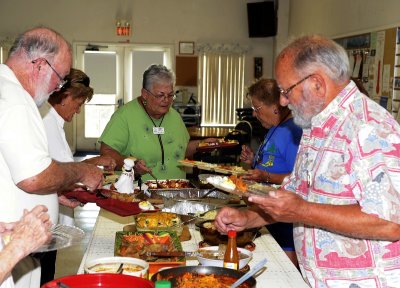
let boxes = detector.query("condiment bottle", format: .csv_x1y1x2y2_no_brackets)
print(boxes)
114,158,135,193
223,230,239,270
155,280,171,288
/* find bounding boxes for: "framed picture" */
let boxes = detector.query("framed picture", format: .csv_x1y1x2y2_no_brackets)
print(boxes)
254,57,263,79
179,41,194,55
395,77,400,90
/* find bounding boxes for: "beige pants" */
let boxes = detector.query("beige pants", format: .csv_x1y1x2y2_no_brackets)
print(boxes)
12,256,40,288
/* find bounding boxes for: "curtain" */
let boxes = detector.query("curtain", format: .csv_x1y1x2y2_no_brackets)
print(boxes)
197,43,248,127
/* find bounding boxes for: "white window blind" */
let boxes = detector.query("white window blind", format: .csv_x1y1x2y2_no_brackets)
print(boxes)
198,44,247,127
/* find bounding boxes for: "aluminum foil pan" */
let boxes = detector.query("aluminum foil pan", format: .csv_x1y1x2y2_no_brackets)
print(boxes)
153,188,231,200
162,199,222,215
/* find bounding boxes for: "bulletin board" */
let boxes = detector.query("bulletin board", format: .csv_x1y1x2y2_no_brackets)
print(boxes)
176,56,198,86
334,27,397,112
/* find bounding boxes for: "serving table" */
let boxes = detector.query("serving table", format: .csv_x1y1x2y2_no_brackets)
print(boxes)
78,209,309,287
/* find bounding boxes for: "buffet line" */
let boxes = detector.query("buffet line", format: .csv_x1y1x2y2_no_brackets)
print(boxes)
60,162,309,288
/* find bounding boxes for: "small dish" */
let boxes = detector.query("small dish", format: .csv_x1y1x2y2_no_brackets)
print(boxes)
84,256,149,279
197,246,253,269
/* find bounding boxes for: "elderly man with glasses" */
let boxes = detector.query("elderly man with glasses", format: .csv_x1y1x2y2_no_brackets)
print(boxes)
0,27,103,288
215,35,400,287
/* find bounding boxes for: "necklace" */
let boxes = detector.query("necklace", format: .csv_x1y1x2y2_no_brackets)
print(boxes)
141,99,166,170
252,110,292,168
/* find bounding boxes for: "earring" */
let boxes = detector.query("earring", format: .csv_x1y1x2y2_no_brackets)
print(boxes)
61,103,65,106
143,99,147,106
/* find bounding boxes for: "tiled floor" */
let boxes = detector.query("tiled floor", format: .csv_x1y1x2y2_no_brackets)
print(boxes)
54,203,99,278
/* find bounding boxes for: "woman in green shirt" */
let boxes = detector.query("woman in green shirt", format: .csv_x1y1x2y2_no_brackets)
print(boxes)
99,64,201,181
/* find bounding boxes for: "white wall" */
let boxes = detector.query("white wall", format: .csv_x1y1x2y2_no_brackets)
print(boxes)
0,0,281,86
288,0,400,38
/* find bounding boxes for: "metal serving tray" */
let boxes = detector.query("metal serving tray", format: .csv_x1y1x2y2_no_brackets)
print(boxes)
162,199,222,215
152,188,231,200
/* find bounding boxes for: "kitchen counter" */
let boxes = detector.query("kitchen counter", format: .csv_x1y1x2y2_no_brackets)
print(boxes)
77,209,309,287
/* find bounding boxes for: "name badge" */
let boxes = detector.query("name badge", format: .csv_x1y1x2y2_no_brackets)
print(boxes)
153,127,165,135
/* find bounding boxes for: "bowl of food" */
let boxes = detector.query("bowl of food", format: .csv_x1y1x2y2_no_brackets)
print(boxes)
134,212,183,236
196,220,259,247
84,256,149,279
151,266,256,288
196,246,252,269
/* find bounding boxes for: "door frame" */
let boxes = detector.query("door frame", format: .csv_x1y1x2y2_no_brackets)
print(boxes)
71,42,174,152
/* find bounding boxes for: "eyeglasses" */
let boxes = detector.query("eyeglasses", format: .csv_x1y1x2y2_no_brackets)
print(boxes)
278,74,314,99
145,88,176,100
31,58,67,91
251,104,263,113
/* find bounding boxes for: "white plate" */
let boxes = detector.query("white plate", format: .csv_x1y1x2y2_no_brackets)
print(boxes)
206,176,276,198
35,225,85,252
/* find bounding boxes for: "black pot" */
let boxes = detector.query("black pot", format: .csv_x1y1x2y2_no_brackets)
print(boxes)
196,220,259,247
151,266,256,287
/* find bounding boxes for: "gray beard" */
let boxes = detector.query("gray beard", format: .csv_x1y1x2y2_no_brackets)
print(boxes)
289,104,313,128
289,86,325,129
34,72,52,107
34,92,51,107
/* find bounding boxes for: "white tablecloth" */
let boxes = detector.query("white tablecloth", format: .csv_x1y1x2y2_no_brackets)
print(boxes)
78,209,309,287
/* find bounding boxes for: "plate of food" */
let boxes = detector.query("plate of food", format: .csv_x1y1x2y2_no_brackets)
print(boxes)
206,175,277,197
178,159,219,169
213,165,247,175
178,160,246,175
197,139,239,151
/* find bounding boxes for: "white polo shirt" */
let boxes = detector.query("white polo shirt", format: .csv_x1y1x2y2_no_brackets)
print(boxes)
41,103,75,226
0,64,58,224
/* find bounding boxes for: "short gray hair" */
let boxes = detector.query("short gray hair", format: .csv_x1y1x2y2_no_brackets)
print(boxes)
142,64,175,90
277,35,350,83
8,27,70,62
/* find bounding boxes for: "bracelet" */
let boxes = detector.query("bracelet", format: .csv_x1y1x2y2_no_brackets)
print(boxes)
266,171,271,183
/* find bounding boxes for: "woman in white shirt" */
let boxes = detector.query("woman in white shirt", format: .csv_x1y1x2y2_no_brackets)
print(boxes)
40,69,115,285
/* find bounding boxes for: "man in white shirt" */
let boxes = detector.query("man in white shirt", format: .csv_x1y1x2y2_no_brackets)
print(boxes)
0,27,103,287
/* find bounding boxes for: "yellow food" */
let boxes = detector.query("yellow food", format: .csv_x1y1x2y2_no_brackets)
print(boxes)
136,212,181,228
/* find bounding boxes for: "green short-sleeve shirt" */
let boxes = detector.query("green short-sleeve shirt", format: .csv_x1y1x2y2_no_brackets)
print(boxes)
99,99,190,180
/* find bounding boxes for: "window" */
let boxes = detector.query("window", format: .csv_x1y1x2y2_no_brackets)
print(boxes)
198,44,246,127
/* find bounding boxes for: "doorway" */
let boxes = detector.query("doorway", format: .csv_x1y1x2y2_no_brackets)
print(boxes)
72,42,173,152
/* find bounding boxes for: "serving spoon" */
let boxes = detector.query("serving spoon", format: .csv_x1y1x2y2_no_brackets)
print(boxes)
116,263,124,274
230,258,267,288
148,172,162,188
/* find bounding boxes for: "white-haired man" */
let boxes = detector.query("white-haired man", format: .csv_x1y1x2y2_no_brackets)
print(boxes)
216,35,400,287
0,27,103,288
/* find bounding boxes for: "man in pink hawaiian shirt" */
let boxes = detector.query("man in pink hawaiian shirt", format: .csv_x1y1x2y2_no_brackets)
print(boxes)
215,35,400,287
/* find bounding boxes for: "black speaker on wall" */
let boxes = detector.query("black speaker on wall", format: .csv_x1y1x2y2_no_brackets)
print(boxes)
247,1,277,38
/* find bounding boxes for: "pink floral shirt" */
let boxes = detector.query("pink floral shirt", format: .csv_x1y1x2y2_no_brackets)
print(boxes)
283,81,400,287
